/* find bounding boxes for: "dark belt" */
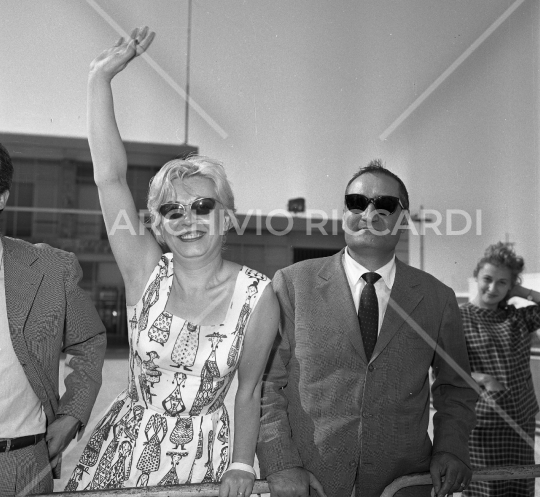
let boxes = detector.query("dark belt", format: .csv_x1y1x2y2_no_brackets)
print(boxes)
0,433,45,453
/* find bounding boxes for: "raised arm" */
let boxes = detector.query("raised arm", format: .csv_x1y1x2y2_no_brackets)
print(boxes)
87,26,161,301
510,284,540,332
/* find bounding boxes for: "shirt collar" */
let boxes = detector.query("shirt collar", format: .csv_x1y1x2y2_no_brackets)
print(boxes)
343,247,396,289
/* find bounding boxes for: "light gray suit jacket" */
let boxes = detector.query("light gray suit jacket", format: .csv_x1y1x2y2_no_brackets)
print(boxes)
257,250,477,497
3,236,106,476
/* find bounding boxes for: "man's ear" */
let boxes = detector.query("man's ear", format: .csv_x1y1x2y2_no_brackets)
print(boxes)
0,190,10,211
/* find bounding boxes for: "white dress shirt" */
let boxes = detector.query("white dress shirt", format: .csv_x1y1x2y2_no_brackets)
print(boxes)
0,239,46,437
342,248,396,336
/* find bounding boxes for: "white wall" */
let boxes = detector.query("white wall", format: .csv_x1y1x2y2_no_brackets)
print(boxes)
0,0,537,292
383,0,539,290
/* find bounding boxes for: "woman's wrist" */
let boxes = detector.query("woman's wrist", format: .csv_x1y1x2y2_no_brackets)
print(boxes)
224,462,256,476
519,286,537,302
510,285,537,301
88,69,114,86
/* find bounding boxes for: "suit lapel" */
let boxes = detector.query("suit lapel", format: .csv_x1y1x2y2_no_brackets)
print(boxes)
316,249,368,364
371,259,423,361
3,237,43,334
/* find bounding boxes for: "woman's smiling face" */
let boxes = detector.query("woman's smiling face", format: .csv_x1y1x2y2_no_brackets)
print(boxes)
160,176,227,262
474,262,512,310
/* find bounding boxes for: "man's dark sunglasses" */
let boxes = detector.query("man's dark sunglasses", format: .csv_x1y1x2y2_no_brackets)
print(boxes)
159,197,218,220
345,194,405,215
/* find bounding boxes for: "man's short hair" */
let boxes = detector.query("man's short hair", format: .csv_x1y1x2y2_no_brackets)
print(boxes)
345,158,409,210
0,143,14,195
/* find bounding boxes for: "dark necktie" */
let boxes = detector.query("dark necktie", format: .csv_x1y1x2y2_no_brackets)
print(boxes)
358,272,381,361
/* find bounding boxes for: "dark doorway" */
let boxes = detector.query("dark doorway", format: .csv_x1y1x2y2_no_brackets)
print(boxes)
293,247,342,263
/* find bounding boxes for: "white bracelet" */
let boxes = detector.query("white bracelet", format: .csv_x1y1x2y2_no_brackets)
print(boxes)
224,462,256,476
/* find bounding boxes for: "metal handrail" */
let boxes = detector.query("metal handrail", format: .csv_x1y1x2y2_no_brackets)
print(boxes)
41,481,270,497
381,464,540,497
41,464,540,497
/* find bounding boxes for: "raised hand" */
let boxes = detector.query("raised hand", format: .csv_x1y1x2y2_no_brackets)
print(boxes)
86,25,163,299
89,26,155,82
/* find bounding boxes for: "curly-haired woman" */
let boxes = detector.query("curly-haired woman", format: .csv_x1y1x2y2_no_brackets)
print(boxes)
460,242,539,497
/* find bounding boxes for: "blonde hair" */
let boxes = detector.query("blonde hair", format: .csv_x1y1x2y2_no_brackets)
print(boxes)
147,156,236,247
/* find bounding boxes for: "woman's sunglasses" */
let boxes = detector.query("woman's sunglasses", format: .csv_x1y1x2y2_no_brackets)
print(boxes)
159,197,218,220
345,194,405,216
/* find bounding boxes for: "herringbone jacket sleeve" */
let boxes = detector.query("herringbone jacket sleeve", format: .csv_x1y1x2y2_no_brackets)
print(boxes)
58,252,106,426
257,269,304,476
431,289,477,464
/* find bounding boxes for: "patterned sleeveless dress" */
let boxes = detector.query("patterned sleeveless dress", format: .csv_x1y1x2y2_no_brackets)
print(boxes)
65,254,270,490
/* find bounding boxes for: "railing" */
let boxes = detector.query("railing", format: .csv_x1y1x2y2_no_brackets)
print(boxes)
380,464,540,497
41,464,540,497
42,481,270,497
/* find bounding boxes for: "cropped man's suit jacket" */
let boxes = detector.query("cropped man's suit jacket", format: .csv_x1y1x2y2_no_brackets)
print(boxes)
258,250,477,497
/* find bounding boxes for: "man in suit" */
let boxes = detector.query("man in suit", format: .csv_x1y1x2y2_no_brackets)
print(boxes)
0,143,106,495
257,160,478,497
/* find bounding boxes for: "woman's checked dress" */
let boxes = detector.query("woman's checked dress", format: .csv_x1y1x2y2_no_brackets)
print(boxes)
65,254,269,490
460,302,540,497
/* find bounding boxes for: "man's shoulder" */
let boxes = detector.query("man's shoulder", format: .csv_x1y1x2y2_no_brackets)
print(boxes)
276,252,340,280
396,259,454,295
4,236,76,268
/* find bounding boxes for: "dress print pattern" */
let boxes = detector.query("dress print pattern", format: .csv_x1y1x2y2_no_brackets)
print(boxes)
78,398,126,468
227,271,265,367
162,372,187,416
170,416,193,450
189,332,227,416
158,451,189,485
148,311,173,346
127,344,139,402
171,321,200,371
67,255,269,489
136,414,168,487
65,464,89,491
107,440,133,488
87,423,126,489
215,445,229,482
138,257,170,333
